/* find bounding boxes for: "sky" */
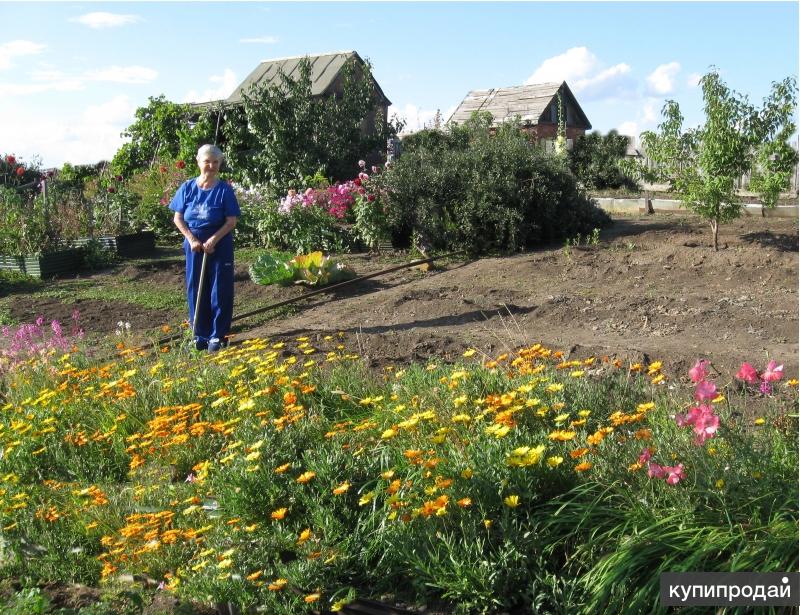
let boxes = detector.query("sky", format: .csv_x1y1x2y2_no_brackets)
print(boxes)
1,1,798,169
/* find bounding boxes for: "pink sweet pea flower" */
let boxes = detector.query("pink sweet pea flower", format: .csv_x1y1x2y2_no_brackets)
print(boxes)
694,380,717,401
647,462,666,479
693,411,719,445
662,463,685,485
761,360,784,383
688,359,710,383
735,362,759,384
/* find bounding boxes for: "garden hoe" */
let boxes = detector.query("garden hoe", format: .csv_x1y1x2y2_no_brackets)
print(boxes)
191,251,208,345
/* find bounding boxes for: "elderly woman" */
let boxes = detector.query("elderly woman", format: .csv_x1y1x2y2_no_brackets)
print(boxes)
169,144,240,352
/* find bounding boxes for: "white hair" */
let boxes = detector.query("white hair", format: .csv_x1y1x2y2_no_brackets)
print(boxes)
196,144,224,162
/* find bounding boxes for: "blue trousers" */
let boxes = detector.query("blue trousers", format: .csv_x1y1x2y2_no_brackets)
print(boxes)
185,228,234,343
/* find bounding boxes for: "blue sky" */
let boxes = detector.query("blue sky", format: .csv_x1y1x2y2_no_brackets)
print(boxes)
1,1,797,168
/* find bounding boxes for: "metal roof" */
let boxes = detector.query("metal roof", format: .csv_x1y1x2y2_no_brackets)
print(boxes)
219,50,390,106
447,81,591,129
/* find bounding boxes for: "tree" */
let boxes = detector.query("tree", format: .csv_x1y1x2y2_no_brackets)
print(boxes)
748,77,798,216
569,130,639,191
225,56,401,189
635,69,777,250
111,96,214,177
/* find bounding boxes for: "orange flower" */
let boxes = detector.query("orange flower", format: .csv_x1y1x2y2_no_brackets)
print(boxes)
304,593,321,603
296,471,316,484
270,507,288,520
457,497,472,508
332,481,351,495
569,447,590,459
575,461,593,472
268,578,288,591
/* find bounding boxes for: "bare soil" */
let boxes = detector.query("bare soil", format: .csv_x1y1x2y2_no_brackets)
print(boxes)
7,213,799,379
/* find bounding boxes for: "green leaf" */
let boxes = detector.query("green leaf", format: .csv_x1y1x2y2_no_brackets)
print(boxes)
248,253,294,286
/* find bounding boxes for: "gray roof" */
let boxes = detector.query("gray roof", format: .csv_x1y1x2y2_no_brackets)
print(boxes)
447,81,591,129
195,50,390,109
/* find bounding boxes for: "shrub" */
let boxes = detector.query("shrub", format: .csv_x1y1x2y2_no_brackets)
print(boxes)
0,187,59,255
567,130,639,191
380,114,610,254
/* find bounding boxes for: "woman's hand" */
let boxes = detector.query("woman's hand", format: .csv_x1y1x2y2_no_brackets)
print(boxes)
203,236,217,254
190,238,204,253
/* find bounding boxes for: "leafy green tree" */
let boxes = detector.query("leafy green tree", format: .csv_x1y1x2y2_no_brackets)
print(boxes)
568,130,639,191
225,56,401,189
634,69,785,250
749,76,798,216
111,96,214,177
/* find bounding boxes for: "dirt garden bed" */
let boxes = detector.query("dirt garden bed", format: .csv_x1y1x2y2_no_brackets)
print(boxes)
4,212,798,379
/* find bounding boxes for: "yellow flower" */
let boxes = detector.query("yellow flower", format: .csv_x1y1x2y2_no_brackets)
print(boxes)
270,507,288,521
246,570,263,582
297,528,313,545
304,593,321,603
461,467,473,479
483,519,493,529
358,491,376,506
381,428,397,440
715,479,725,489
296,471,316,484
274,462,291,474
457,497,472,507
462,349,477,357
268,578,288,591
754,417,765,426
217,558,232,569
332,481,351,495
546,456,563,468
504,494,520,508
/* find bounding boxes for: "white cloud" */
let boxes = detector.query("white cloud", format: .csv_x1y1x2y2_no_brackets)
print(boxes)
184,69,238,103
686,72,702,88
84,66,158,84
616,100,661,139
390,103,457,133
70,12,141,29
240,36,279,44
526,47,636,101
646,62,681,95
0,40,46,70
0,80,83,96
1,96,137,167
526,46,598,84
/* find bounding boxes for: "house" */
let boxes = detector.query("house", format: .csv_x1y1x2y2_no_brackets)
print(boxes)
193,50,391,137
447,81,591,150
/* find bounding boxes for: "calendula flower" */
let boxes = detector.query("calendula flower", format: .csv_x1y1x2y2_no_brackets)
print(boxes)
463,349,476,357
504,494,520,508
271,507,288,520
304,593,320,603
297,528,312,545
332,481,351,495
296,471,316,484
546,456,563,468
575,461,593,472
268,578,288,591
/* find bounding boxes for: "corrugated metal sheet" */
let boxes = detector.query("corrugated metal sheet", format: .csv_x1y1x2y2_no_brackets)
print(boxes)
221,51,390,105
447,81,591,130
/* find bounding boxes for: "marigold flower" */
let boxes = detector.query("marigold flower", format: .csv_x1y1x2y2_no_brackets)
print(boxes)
274,462,291,474
575,461,593,472
304,593,320,603
457,497,472,507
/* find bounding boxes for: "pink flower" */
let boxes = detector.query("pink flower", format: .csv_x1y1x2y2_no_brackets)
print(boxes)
688,359,709,383
761,360,784,383
304,187,313,196
5,154,15,165
662,463,685,485
159,165,168,173
735,362,759,384
107,187,116,194
693,412,719,445
694,380,717,401
638,448,652,464
358,159,366,168
353,178,362,187
359,172,369,182
371,165,380,174
367,194,376,202
647,462,666,479
115,174,123,181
